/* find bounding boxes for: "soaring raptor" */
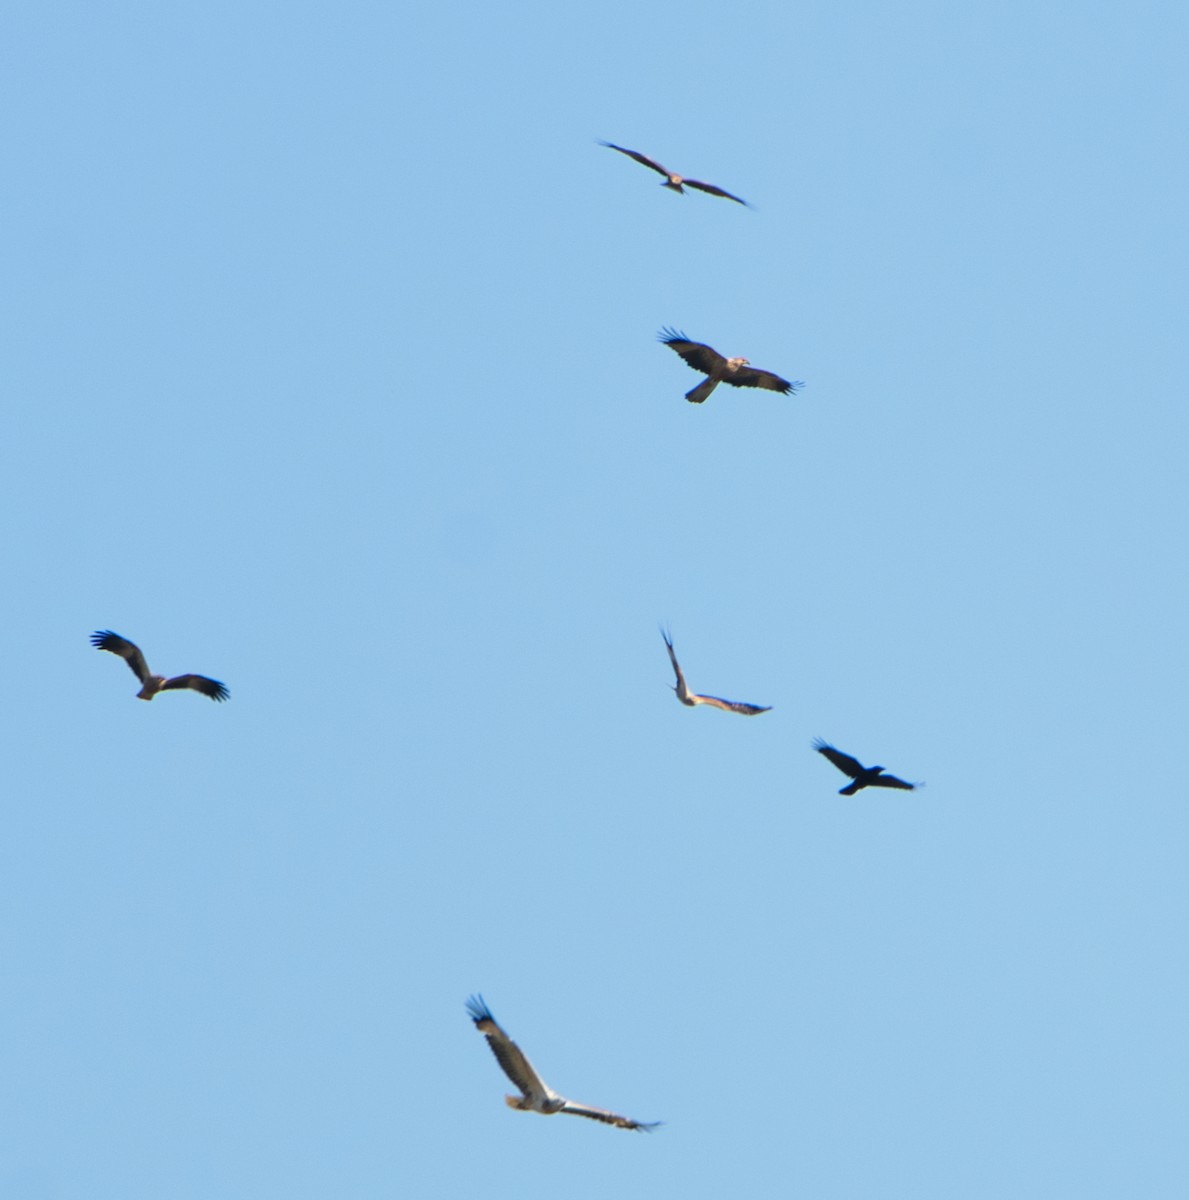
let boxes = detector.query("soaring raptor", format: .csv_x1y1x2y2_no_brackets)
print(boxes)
466,996,660,1131
658,328,803,404
662,628,771,716
813,739,920,794
91,630,229,702
598,141,750,206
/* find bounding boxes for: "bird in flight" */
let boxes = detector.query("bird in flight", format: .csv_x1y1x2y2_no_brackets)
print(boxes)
661,627,771,716
598,141,751,206
658,328,803,404
813,739,920,794
466,996,660,1132
91,630,229,702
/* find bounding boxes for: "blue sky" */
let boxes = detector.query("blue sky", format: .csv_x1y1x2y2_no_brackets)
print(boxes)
3,1,1187,1196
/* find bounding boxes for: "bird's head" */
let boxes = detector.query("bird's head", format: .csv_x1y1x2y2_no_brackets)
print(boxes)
727,356,750,369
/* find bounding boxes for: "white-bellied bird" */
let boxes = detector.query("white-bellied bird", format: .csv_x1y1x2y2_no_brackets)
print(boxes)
662,627,771,716
466,996,660,1132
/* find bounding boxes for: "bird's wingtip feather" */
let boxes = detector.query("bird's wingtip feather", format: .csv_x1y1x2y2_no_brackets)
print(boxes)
466,994,493,1023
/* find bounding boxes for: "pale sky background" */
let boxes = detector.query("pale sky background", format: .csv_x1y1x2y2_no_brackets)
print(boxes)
2,1,1187,1197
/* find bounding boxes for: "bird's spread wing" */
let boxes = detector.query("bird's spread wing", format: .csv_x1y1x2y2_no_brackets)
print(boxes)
598,141,672,179
91,630,151,684
559,1100,660,1132
682,178,750,206
696,694,772,716
868,774,919,791
161,674,230,702
726,365,802,395
659,626,686,690
813,739,865,778
658,328,727,376
467,995,551,1103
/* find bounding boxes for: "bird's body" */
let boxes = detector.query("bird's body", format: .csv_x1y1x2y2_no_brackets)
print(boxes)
661,628,770,716
598,141,750,206
133,673,173,701
658,328,802,404
91,631,229,702
466,996,659,1131
813,739,919,794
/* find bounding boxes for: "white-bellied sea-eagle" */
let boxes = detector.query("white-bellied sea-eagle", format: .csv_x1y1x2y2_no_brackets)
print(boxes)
466,996,659,1132
661,627,770,716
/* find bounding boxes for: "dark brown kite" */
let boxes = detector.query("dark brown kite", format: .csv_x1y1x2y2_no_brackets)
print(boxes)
599,141,751,206
658,328,803,404
91,630,229,702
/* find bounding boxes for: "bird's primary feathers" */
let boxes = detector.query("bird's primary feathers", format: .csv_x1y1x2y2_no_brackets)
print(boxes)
812,738,920,794
91,631,229,702
466,996,659,1131
661,627,771,716
598,141,751,206
658,328,803,404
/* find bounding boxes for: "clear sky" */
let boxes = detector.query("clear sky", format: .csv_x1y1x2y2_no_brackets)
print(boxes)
3,1,1187,1196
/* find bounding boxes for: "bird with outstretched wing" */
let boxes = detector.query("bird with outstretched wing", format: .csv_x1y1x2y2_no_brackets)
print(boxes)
599,141,751,206
91,631,229,702
661,628,771,716
658,328,803,404
466,996,660,1131
813,738,921,794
